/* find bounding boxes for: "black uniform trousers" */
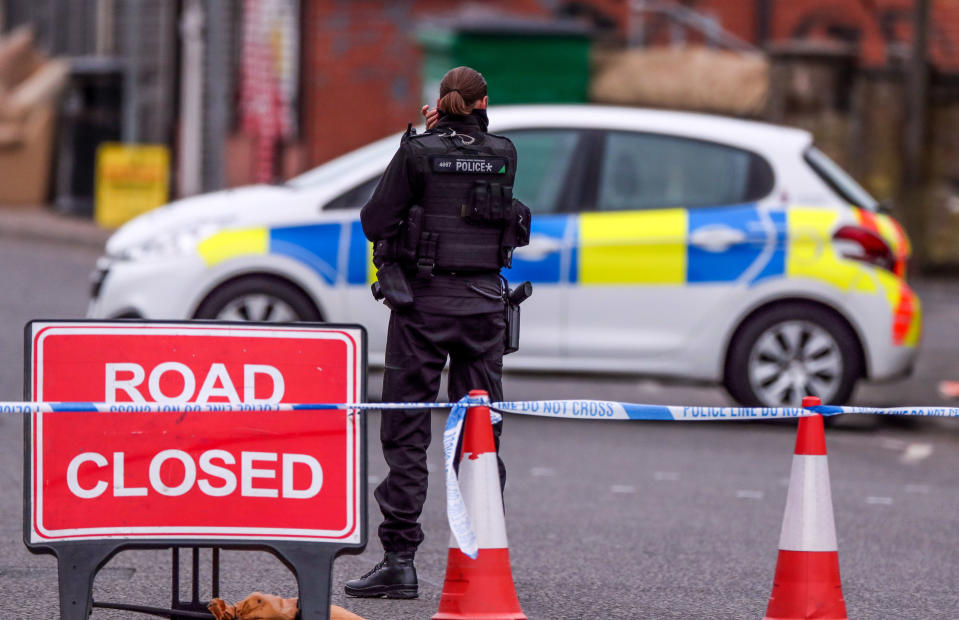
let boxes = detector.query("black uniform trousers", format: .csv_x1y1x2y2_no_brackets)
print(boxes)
375,306,506,553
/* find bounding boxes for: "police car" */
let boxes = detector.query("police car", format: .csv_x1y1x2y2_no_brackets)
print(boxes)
87,105,921,408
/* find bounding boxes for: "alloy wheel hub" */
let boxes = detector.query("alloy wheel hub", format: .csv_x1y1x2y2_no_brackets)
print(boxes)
748,320,842,407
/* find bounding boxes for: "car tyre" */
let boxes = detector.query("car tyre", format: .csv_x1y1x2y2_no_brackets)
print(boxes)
194,276,321,322
724,304,862,408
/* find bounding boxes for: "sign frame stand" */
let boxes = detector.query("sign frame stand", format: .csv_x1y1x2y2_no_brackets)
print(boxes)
23,320,368,620
50,542,116,619
168,547,221,618
40,540,346,619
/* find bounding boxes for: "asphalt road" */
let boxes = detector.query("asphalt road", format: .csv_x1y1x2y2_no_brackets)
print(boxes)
0,237,957,619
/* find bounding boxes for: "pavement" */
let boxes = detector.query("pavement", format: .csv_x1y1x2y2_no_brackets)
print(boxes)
0,204,112,249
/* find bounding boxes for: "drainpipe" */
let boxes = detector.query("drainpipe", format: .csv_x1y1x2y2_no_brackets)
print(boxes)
756,0,772,49
178,0,205,198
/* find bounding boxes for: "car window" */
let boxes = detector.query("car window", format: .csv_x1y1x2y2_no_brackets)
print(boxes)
323,176,381,210
498,129,581,214
804,146,878,211
596,131,774,211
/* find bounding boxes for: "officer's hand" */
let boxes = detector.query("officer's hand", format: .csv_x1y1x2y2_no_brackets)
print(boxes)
421,105,438,130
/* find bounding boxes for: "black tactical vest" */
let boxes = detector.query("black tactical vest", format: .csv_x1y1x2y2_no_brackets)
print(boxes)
406,128,519,273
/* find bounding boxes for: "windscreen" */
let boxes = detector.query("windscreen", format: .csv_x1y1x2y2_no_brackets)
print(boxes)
285,134,400,190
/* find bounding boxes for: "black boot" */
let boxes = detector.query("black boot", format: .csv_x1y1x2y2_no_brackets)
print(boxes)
344,551,418,599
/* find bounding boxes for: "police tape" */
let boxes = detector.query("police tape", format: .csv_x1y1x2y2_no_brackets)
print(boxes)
1,400,958,418
442,394,493,559
0,401,461,414
492,401,959,419
6,397,956,560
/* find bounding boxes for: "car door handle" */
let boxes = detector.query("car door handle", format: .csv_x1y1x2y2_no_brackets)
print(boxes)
513,234,563,261
689,225,747,252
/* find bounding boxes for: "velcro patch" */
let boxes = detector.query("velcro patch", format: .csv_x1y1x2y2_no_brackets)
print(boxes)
431,155,508,175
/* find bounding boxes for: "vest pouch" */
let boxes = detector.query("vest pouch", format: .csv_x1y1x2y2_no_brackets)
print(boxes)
500,198,531,248
398,205,424,265
487,183,506,221
513,198,531,247
498,197,530,268
495,185,514,223
374,262,414,310
372,239,396,269
463,181,515,225
462,180,491,223
415,231,439,278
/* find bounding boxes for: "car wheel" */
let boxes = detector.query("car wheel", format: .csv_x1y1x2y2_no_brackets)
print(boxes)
194,276,321,322
724,304,861,407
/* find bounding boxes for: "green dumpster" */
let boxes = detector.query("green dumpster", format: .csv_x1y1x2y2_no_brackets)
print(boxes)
417,18,592,105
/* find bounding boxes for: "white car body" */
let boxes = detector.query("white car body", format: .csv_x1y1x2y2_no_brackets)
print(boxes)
89,105,921,405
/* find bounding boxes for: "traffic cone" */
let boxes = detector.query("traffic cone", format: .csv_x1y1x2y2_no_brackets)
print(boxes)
433,390,526,620
763,396,848,620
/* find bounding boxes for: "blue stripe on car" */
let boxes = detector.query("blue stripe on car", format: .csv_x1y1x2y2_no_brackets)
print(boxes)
502,214,571,284
347,220,369,284
270,224,341,285
687,204,785,284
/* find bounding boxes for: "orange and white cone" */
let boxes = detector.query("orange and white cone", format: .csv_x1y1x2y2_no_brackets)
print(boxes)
763,396,848,620
433,390,526,620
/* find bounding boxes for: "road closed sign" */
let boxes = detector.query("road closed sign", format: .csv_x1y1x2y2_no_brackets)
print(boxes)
24,321,366,546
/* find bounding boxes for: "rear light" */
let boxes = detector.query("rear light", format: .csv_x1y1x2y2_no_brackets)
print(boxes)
833,225,895,271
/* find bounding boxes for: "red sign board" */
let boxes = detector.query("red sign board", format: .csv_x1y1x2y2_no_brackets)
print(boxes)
26,322,365,545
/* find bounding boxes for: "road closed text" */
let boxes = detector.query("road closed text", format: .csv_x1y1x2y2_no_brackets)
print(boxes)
105,362,285,403
66,449,323,499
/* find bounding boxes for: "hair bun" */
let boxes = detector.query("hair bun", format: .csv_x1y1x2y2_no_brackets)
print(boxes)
438,67,487,116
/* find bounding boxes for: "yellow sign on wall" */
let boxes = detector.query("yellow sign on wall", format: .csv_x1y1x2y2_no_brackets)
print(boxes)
95,143,171,228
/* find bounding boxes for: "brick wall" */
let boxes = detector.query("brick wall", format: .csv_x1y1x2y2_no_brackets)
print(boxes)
298,1,959,169
659,0,958,71
767,0,959,70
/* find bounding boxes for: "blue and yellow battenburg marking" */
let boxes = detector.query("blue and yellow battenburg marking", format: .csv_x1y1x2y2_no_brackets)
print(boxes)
193,205,866,290
197,222,371,286
193,203,920,347
502,214,576,284
505,203,787,286
196,205,789,288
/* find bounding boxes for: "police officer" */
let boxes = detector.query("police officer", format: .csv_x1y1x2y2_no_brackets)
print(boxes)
345,66,529,599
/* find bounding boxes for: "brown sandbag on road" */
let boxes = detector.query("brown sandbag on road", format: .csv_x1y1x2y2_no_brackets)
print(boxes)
209,592,365,620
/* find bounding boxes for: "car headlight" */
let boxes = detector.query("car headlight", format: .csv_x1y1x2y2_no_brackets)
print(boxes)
111,224,221,261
